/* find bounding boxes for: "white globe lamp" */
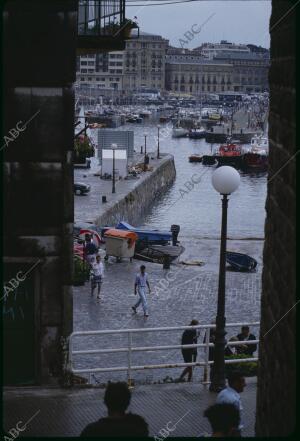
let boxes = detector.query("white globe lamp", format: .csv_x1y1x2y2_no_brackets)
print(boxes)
212,166,240,195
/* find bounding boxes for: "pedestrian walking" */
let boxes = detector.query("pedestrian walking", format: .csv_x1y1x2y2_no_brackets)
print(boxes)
132,265,151,317
84,234,98,266
216,372,246,436
176,319,199,382
90,255,104,299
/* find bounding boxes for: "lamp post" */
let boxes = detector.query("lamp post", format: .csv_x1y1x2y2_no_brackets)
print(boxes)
210,166,240,392
111,143,117,194
144,132,147,172
157,125,160,159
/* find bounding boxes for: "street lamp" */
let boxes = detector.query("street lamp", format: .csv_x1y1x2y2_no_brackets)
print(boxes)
157,125,160,159
111,143,117,194
143,132,147,172
210,166,240,392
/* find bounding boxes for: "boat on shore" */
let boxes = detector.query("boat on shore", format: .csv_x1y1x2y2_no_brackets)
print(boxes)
226,251,257,272
116,221,172,245
134,244,185,264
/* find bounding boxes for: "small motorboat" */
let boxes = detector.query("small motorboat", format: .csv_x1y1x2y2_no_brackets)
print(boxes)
189,154,202,163
134,245,185,264
116,221,172,245
188,128,206,139
226,251,257,272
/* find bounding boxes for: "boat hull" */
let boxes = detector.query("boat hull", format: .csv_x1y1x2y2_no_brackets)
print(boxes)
226,251,257,272
134,245,185,264
188,131,206,139
116,221,172,244
189,155,202,163
242,152,268,171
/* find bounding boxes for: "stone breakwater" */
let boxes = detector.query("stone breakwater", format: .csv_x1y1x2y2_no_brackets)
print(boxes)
95,154,176,227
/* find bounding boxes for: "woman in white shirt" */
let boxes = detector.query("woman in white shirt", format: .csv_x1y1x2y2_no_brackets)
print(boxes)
90,255,104,299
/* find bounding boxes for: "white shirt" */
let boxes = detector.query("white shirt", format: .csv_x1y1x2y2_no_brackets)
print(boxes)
216,386,243,429
91,261,104,277
135,272,148,287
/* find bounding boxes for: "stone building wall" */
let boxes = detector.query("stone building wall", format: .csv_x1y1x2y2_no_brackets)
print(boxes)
256,0,296,436
3,0,76,384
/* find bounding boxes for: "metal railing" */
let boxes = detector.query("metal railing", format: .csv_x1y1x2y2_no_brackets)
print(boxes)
78,1,126,36
69,322,259,384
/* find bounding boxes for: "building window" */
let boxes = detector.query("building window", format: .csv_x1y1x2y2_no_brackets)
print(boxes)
81,69,87,73
81,61,87,66
88,77,92,81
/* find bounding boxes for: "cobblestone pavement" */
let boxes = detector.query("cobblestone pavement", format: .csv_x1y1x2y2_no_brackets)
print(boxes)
73,238,262,385
3,379,257,437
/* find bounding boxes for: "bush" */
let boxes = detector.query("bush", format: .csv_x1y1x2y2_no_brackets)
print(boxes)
225,354,258,377
73,256,90,286
74,136,94,164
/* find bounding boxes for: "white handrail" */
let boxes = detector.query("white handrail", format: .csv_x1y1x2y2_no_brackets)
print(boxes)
69,322,260,384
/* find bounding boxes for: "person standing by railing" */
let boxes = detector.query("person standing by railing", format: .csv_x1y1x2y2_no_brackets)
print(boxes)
176,319,199,382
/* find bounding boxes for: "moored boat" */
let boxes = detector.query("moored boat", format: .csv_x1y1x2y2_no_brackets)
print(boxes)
242,135,268,171
216,142,243,167
189,154,202,163
188,128,206,139
172,127,189,138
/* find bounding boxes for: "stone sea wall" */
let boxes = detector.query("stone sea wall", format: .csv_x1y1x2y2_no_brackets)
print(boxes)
95,154,176,227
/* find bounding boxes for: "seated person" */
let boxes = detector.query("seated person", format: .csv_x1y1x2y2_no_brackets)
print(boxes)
236,326,257,356
225,336,239,356
81,382,148,438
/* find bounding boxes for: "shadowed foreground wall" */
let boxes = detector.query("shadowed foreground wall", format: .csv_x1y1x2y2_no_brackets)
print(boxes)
3,1,76,384
256,0,296,436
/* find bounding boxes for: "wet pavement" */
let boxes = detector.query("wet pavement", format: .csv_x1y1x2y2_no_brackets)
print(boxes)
3,379,257,437
73,238,262,385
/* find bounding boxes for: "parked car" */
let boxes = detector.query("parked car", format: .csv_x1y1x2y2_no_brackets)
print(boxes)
74,182,90,195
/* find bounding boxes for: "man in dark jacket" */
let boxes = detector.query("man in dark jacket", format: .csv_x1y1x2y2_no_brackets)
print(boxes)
80,382,148,437
236,326,257,356
177,319,199,382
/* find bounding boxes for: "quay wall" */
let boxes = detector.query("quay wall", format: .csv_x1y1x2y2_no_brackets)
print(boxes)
95,154,176,227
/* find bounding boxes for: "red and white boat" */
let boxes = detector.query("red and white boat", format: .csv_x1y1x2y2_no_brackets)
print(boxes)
243,136,268,171
216,142,243,167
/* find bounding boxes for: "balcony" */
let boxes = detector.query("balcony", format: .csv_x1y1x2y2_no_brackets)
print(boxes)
77,0,139,53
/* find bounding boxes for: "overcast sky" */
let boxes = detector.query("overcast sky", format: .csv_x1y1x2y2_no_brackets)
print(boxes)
126,0,271,49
